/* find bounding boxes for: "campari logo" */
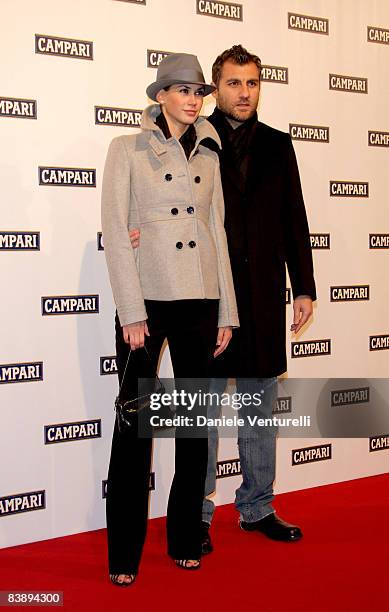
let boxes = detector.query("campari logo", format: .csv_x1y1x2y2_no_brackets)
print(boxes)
216,458,241,478
369,435,389,452
310,233,330,249
329,74,368,94
261,65,288,84
369,234,389,249
368,131,389,147
35,34,93,59
369,335,389,351
0,362,43,384
147,50,173,67
196,0,243,21
291,339,331,358
95,107,142,127
44,419,102,444
0,491,46,517
114,0,146,4
42,295,99,315
97,232,104,250
100,356,117,375
292,443,332,465
288,12,329,34
0,232,40,250
289,124,329,142
39,167,96,187
367,26,389,45
273,397,292,414
0,97,37,119
330,181,368,197
330,285,369,302
331,387,369,407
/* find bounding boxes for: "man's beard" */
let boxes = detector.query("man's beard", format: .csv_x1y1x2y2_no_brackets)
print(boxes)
217,100,256,123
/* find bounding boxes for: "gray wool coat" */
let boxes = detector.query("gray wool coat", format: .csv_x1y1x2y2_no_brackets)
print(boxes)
101,104,239,329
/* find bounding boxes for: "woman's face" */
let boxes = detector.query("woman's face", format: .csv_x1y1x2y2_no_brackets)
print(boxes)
156,84,205,127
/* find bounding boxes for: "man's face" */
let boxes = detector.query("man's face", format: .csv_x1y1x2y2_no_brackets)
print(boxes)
213,60,260,122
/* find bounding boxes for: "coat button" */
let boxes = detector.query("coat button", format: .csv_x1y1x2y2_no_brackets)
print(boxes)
194,176,201,183
171,207,179,215
165,173,172,181
188,241,196,248
176,241,183,249
187,206,194,214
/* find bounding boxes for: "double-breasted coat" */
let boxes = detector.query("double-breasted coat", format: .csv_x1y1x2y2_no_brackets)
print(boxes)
207,110,317,378
101,104,239,330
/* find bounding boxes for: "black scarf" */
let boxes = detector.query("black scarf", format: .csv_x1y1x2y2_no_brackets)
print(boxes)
209,107,258,189
155,109,197,160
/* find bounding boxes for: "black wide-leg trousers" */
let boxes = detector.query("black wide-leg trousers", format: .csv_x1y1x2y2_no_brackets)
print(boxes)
106,299,219,575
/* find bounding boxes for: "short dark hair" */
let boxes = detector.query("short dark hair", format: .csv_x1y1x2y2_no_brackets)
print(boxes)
212,44,262,86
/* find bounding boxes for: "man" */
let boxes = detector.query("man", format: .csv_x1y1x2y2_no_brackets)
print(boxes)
129,44,316,551
200,44,316,552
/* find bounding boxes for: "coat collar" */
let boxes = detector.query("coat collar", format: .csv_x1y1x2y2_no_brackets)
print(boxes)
141,104,221,157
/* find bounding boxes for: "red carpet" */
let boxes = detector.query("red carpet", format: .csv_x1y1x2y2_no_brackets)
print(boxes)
1,474,388,611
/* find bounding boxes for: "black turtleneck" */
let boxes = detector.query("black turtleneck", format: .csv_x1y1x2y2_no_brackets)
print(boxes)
155,108,197,160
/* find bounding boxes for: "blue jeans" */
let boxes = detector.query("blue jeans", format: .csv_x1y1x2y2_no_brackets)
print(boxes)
202,377,277,524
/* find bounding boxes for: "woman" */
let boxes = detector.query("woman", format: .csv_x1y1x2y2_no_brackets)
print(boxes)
101,53,239,586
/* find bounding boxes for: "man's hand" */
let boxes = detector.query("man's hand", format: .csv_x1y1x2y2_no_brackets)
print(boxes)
291,296,313,334
123,320,150,350
214,326,232,358
129,228,140,249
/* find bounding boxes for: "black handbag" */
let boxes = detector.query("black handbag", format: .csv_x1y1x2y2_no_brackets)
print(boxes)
114,346,165,432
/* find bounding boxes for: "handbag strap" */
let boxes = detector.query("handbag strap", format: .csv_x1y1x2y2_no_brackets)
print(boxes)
117,344,156,400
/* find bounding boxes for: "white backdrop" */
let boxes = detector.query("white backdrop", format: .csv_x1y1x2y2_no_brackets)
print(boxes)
1,0,389,548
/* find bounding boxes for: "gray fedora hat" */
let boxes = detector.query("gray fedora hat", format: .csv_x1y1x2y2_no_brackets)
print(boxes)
146,53,215,101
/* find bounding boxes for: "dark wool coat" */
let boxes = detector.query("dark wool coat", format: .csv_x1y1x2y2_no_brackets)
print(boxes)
207,109,317,378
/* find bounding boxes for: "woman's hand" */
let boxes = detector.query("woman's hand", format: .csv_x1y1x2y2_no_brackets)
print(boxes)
214,326,232,358
122,320,150,350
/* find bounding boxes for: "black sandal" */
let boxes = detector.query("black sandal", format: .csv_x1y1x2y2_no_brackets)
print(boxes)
175,559,201,570
110,573,136,587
